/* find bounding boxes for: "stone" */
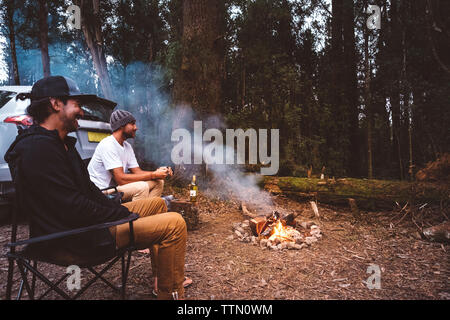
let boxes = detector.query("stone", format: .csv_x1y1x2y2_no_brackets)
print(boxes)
300,221,315,229
286,242,296,249
305,236,317,245
236,227,245,234
234,230,243,238
293,244,303,250
260,239,268,247
227,235,234,240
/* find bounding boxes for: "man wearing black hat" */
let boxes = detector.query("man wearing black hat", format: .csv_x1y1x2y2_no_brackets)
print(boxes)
4,76,187,300
88,109,172,202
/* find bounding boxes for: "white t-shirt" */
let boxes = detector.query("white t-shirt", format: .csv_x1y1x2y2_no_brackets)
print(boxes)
88,135,139,189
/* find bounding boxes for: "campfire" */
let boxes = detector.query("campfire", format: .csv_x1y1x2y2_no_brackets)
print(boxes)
231,204,322,250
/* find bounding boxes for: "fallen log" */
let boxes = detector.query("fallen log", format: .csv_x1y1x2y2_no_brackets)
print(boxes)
262,177,449,211
423,221,450,243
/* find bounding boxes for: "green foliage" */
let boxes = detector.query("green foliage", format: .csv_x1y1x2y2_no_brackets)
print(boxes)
1,0,448,180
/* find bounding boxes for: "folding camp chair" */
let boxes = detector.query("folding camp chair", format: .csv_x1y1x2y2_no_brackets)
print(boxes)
4,181,138,300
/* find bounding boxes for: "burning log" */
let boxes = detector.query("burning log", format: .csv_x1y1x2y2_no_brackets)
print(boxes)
249,216,267,236
233,216,321,250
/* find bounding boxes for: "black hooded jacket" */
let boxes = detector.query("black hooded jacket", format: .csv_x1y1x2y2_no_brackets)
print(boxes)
4,125,131,256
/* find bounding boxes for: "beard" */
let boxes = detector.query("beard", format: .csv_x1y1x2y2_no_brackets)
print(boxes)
62,114,79,133
123,130,136,140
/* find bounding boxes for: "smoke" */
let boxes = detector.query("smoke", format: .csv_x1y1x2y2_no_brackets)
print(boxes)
109,61,273,209
7,39,274,208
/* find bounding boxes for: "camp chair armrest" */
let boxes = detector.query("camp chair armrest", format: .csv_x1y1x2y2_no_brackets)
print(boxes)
5,213,139,248
101,186,118,193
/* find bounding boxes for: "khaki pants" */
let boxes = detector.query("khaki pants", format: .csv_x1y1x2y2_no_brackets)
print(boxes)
111,197,187,300
117,180,164,202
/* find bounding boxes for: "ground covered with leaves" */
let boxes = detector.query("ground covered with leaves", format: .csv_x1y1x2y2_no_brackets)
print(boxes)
1,186,448,300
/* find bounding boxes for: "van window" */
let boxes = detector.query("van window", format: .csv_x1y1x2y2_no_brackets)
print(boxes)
81,101,114,122
0,91,15,109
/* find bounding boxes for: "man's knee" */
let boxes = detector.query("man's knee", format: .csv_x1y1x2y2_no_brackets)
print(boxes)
136,181,150,193
148,179,164,189
153,197,166,209
169,212,187,234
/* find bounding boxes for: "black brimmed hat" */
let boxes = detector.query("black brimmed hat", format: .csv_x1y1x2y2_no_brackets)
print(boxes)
30,75,113,105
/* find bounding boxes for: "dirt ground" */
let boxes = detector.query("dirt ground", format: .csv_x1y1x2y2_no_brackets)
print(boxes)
1,187,449,300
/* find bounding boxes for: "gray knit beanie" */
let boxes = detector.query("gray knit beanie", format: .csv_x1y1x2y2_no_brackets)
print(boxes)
110,109,136,132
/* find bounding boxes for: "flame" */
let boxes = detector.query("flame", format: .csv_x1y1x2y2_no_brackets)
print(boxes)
268,220,294,242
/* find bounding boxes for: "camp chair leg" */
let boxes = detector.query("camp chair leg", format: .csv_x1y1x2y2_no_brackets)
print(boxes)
19,258,72,300
16,260,34,300
31,261,37,296
17,260,35,300
72,255,121,300
38,273,70,300
5,203,16,300
120,250,132,300
5,257,15,300
87,267,120,292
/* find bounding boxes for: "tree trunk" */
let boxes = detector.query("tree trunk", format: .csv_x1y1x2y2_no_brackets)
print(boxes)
5,0,20,84
172,0,225,125
263,177,448,211
364,5,373,179
38,0,51,77
343,0,360,176
78,0,114,100
390,0,404,180
330,0,347,174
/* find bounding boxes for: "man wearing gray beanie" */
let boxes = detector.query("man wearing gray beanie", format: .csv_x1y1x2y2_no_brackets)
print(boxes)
88,108,192,294
88,109,172,202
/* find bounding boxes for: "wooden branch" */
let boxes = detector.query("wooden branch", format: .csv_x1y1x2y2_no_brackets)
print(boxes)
240,202,257,219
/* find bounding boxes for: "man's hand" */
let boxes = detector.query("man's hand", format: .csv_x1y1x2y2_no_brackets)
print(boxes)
153,167,169,179
157,166,173,177
161,166,173,176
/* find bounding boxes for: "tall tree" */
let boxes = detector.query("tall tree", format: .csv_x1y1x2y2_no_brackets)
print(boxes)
389,0,404,179
77,0,114,100
342,0,360,176
363,0,373,179
173,0,226,123
38,0,50,77
2,0,20,84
